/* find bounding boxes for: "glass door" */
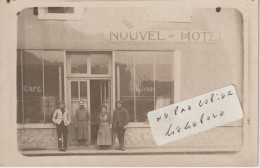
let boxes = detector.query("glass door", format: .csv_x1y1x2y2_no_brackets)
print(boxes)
100,80,111,112
67,79,91,145
89,79,112,144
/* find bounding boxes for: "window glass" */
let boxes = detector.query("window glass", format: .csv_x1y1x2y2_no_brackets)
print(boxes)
91,53,109,74
22,50,44,123
122,97,135,122
48,7,74,14
115,51,175,122
70,81,80,124
43,51,64,122
135,52,155,122
136,97,154,122
17,50,23,123
115,51,135,122
80,81,87,100
155,53,174,109
69,52,88,73
115,52,134,96
71,81,78,100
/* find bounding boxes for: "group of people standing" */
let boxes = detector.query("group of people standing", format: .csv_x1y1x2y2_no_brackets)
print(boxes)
52,100,129,151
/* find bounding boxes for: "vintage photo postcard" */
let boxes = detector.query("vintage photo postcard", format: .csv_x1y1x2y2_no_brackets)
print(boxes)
0,0,258,166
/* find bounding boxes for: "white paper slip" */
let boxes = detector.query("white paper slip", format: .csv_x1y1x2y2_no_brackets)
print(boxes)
147,85,244,146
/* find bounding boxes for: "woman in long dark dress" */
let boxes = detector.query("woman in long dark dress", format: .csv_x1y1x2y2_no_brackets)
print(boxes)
96,106,112,150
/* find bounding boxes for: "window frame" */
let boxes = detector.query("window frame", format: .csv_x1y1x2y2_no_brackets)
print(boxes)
17,49,65,124
66,51,112,78
38,7,84,20
114,50,181,123
17,49,180,125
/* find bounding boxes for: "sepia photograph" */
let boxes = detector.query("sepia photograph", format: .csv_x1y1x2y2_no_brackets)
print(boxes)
0,0,258,166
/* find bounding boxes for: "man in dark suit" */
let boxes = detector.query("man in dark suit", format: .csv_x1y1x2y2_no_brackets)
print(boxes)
111,100,129,151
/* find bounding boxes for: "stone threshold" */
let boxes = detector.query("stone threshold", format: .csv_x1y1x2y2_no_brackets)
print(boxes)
20,146,242,156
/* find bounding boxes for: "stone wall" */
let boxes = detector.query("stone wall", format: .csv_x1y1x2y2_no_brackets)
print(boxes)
17,128,57,149
17,126,243,150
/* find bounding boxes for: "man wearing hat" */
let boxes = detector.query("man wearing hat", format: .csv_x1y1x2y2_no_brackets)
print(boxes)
75,100,89,146
111,100,129,151
52,101,71,151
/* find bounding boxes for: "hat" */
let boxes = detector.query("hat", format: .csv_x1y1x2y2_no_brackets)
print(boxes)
79,100,84,105
59,101,65,105
116,100,123,104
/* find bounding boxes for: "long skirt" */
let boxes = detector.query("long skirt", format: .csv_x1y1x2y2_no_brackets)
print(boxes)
77,120,88,140
97,122,112,145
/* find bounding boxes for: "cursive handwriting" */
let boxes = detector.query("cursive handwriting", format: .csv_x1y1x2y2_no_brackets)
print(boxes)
165,110,225,136
157,89,233,122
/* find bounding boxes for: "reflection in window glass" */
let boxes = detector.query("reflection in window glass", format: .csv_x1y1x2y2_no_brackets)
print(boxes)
115,51,135,122
48,7,74,14
115,51,175,122
70,52,88,73
17,49,66,124
115,52,134,96
135,53,154,97
71,81,78,100
136,97,154,122
43,51,64,122
122,97,135,122
135,52,155,122
155,53,174,109
91,53,109,74
17,50,23,123
80,81,87,100
22,50,44,123
90,80,101,123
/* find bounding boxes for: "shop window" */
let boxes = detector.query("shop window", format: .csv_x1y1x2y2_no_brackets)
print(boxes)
22,50,44,123
115,51,175,122
135,52,155,122
122,97,135,122
155,54,174,109
17,50,23,123
17,50,64,124
115,51,135,121
43,51,64,123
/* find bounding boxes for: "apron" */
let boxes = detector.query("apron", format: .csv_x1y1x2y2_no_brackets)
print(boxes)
77,120,88,139
97,114,112,145
76,108,89,140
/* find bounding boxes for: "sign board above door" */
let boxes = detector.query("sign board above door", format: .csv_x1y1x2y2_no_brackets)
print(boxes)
105,30,222,42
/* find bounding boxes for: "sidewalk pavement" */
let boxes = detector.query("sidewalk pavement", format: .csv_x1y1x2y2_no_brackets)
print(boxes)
20,145,240,156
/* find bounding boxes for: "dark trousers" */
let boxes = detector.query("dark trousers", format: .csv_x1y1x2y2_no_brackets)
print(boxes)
115,127,125,148
56,121,68,149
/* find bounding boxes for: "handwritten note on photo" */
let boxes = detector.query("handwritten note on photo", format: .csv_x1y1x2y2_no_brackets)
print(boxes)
147,85,244,145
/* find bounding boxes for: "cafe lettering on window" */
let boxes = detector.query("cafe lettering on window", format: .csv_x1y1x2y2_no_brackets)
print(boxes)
106,30,222,42
23,85,42,93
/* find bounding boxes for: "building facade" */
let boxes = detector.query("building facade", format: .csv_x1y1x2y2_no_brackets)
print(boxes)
17,7,244,150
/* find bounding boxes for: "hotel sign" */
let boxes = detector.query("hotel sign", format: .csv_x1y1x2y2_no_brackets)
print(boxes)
105,30,221,42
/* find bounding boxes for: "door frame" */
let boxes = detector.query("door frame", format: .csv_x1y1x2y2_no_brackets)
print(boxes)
66,77,112,145
67,78,91,144
89,79,112,144
64,50,115,145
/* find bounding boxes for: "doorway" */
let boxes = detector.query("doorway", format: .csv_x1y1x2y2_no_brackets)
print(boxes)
67,79,91,145
90,80,111,144
66,51,113,146
67,79,111,145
